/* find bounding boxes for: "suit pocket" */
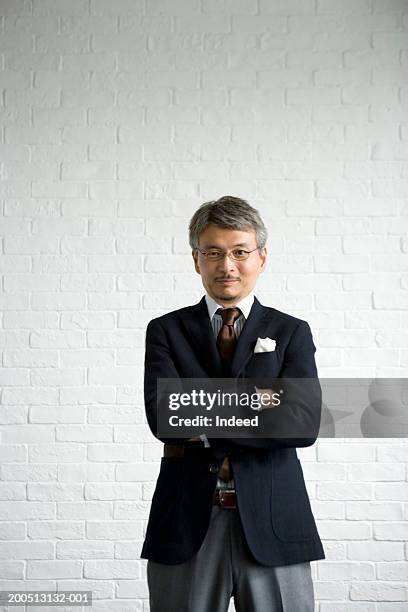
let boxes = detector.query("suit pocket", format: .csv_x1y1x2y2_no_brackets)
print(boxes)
146,457,185,543
270,458,318,542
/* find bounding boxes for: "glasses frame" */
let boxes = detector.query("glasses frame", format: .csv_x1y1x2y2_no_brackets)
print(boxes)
197,246,261,262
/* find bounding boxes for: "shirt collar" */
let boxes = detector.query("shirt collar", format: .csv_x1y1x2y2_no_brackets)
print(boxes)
205,292,255,322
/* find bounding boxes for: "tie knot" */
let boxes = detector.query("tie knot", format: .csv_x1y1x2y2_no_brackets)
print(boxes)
216,307,241,326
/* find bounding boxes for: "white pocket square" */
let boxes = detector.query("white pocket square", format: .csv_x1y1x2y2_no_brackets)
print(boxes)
254,337,276,353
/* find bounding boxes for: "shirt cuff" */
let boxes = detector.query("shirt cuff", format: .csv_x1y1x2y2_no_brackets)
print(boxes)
199,434,211,448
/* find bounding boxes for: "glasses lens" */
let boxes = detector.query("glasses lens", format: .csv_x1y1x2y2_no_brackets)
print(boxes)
205,251,222,260
201,250,251,261
231,250,248,260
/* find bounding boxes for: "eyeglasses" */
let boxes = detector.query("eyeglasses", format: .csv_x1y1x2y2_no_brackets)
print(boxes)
197,247,260,262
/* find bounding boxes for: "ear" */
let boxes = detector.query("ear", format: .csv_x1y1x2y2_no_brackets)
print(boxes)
192,249,201,274
259,246,267,273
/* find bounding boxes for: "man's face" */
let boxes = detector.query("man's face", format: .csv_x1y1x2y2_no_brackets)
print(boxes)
192,224,267,307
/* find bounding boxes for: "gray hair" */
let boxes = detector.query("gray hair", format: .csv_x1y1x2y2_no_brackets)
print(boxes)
189,195,268,250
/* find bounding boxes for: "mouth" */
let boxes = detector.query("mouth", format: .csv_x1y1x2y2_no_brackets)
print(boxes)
216,278,240,285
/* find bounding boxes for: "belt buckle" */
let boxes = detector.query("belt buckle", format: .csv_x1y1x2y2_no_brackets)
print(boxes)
217,489,236,509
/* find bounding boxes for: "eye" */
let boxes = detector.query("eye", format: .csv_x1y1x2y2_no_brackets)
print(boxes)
206,250,221,259
232,249,247,258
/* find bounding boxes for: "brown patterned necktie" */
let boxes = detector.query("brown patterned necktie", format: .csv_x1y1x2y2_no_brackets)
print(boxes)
216,307,241,482
216,307,241,362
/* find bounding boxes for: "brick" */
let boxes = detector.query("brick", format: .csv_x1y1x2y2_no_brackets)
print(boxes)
0,293,29,311
145,254,192,273
27,483,80,502
88,406,143,425
317,482,372,501
350,581,407,601
1,463,55,484
348,463,405,481
57,502,113,520
316,180,369,198
118,273,172,292
377,445,408,462
375,483,408,501
28,443,85,463
0,562,24,579
87,444,142,463
56,425,112,443
58,462,116,481
29,521,85,540
0,180,31,197
61,349,114,368
260,0,314,13
115,541,145,561
91,0,144,15
0,501,55,521
373,522,408,541
287,87,340,106
371,255,408,272
372,179,408,197
319,330,374,347
4,125,61,145
0,0,32,16
319,561,375,580
348,542,404,561
344,48,398,69
84,483,141,501
116,580,148,598
86,521,142,540
313,105,368,124
343,274,400,292
84,559,140,579
0,541,54,560
59,386,115,405
377,562,408,581
373,293,408,310
31,292,86,311
317,0,371,13
314,256,370,273
56,540,113,558
26,560,82,579
347,502,403,521
314,580,348,600
343,235,400,253
0,484,26,500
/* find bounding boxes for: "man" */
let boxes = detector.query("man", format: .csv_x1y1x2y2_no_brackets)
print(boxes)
141,196,325,612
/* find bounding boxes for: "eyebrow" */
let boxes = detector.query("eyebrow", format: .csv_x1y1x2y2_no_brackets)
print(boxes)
201,243,251,249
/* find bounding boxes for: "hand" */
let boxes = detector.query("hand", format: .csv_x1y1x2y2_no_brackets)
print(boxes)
254,386,280,409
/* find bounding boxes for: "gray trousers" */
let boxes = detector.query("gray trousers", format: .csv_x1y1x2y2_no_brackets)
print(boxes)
147,506,315,612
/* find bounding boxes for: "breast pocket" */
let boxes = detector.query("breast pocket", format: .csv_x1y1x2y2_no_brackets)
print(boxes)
245,351,281,378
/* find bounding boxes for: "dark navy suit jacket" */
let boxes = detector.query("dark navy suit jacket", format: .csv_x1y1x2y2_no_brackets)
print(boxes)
141,296,325,566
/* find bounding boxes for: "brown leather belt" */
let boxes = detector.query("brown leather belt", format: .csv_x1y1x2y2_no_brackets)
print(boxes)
163,444,185,458
213,489,237,509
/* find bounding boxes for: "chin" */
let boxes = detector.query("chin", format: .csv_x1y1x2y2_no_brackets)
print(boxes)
215,292,239,302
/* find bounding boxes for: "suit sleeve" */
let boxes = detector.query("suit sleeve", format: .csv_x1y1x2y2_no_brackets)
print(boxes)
212,320,322,453
144,318,189,444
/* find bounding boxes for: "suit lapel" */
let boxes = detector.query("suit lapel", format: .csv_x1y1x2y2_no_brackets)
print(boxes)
181,296,273,378
230,297,271,377
181,297,223,377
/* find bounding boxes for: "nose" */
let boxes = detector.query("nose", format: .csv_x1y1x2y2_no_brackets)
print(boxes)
217,252,237,271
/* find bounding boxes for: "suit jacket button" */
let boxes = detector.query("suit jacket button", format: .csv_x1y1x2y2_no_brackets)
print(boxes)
209,463,219,473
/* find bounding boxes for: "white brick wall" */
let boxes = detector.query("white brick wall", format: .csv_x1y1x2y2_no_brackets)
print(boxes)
0,0,407,610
